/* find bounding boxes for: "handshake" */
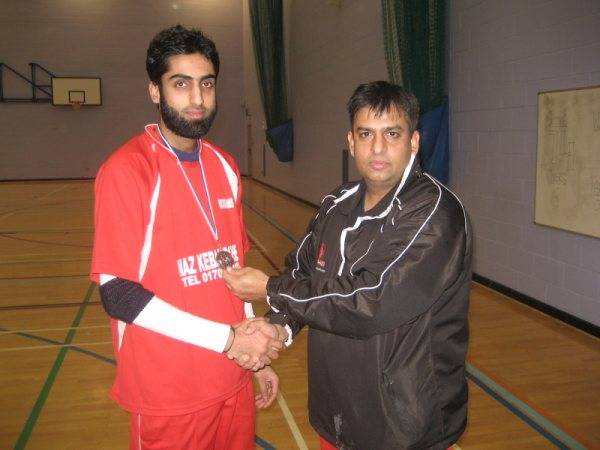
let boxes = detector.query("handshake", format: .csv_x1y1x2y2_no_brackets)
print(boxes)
224,317,287,371
222,267,284,371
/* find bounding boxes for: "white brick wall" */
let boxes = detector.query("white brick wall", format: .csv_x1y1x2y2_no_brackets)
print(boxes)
449,0,600,325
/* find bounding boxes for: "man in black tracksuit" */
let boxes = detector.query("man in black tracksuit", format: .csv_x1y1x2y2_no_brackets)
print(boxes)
224,81,472,450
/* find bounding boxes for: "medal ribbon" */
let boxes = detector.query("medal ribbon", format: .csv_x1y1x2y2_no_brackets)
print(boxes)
156,126,219,241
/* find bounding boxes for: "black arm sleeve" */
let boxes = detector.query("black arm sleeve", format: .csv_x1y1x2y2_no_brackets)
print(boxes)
99,277,154,323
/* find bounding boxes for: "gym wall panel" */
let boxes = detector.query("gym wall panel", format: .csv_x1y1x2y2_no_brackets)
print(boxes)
448,0,600,326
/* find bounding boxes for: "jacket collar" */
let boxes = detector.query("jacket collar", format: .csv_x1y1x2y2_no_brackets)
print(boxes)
337,156,423,216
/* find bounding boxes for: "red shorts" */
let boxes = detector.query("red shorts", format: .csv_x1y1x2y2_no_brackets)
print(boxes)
320,437,338,450
129,381,255,450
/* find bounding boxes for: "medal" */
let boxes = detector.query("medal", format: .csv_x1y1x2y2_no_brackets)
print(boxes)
216,250,235,269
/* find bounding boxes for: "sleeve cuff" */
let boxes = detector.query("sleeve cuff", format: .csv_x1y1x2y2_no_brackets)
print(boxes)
283,324,293,347
266,276,284,311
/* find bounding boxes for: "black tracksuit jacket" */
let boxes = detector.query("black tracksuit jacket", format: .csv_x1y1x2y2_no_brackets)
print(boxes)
268,160,472,449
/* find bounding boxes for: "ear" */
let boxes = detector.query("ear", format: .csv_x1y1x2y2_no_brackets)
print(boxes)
410,130,420,155
148,82,160,105
347,131,355,157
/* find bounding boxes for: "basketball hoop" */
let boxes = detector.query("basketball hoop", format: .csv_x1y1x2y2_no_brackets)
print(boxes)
52,79,101,108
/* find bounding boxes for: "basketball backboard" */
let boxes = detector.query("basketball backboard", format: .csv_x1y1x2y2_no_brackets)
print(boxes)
52,77,102,106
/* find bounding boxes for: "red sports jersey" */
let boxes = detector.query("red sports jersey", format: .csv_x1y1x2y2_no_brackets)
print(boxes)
91,124,251,415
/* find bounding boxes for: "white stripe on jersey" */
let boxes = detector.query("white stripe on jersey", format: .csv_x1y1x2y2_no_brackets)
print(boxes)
212,149,239,202
117,320,126,351
138,175,161,281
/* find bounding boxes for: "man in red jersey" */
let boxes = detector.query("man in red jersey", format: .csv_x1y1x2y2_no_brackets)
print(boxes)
91,25,285,450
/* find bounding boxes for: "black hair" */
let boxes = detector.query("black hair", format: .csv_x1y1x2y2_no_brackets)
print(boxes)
347,81,420,133
146,25,220,84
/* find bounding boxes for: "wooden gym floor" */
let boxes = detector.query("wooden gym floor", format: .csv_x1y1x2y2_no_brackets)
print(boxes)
0,179,598,449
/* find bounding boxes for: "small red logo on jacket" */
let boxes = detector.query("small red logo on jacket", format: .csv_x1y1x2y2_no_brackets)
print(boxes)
316,243,326,272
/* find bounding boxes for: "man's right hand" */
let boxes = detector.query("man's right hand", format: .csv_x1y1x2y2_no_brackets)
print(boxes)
226,318,284,371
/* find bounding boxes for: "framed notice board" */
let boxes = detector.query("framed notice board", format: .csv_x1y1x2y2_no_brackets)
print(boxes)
535,85,600,238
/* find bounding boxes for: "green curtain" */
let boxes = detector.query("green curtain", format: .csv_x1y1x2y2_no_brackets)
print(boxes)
381,0,403,86
249,0,293,161
381,0,449,183
381,0,445,113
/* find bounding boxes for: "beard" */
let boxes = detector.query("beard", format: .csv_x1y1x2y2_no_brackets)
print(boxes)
158,88,217,140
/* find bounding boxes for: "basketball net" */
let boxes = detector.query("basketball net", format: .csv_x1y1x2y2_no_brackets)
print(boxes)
70,101,83,110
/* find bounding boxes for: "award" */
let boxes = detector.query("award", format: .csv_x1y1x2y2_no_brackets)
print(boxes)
216,250,235,269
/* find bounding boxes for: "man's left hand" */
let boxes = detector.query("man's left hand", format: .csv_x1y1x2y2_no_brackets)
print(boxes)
253,366,279,409
223,267,269,301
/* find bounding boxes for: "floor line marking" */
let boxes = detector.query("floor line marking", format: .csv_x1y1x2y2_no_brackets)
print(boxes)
13,282,95,450
0,341,112,352
0,326,115,365
246,230,308,450
255,435,276,450
276,392,309,450
244,178,317,211
0,300,101,311
247,230,287,277
0,325,109,335
466,363,585,450
0,233,92,249
246,230,268,253
0,184,69,223
244,201,299,243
